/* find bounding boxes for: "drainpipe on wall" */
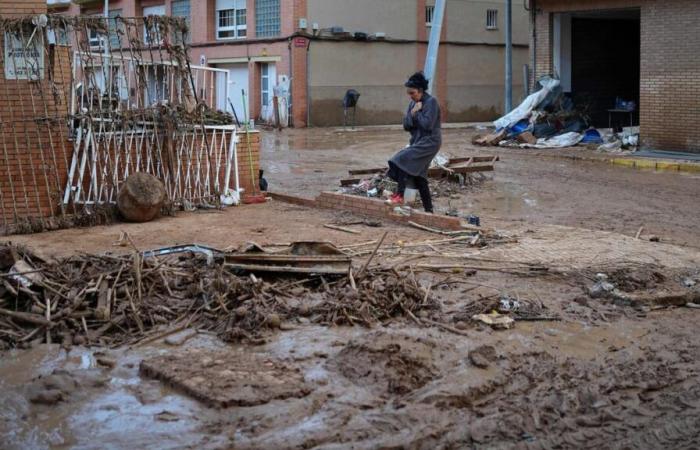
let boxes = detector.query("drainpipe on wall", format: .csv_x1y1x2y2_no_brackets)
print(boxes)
306,38,311,127
288,37,293,126
505,0,513,113
424,0,446,93
531,0,537,90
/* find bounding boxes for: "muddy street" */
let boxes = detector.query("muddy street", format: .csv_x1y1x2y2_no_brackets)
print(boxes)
261,127,700,247
2,194,700,449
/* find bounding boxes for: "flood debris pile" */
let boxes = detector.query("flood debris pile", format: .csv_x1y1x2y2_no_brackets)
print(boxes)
339,153,497,199
0,243,440,349
585,265,700,309
475,76,639,151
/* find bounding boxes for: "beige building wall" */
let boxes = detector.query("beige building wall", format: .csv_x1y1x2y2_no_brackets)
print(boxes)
308,41,417,126
309,40,527,126
446,0,530,44
446,45,529,121
306,0,419,40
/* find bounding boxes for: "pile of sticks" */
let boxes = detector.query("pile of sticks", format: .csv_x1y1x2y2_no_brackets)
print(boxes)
0,243,439,348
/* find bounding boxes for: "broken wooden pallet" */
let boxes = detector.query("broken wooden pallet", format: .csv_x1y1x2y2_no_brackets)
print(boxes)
341,156,499,186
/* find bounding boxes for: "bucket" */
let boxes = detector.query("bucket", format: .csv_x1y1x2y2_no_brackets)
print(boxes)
404,178,418,204
404,188,418,204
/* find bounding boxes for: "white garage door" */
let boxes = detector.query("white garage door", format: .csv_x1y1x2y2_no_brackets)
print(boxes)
216,63,249,123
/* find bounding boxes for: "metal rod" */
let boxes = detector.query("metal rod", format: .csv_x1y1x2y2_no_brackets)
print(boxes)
505,0,513,113
424,0,446,93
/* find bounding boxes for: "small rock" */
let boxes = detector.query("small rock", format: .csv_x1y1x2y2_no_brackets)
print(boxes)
96,357,117,369
155,410,180,422
267,314,281,329
28,388,63,405
648,235,660,242
417,310,429,319
454,321,468,330
164,329,197,346
298,317,310,325
468,345,497,369
235,306,248,318
73,335,86,346
682,278,696,288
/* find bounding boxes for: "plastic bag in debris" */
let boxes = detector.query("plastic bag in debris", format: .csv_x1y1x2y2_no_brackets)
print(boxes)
598,139,623,152
621,133,639,147
519,131,584,149
533,123,558,139
430,152,451,168
494,77,561,130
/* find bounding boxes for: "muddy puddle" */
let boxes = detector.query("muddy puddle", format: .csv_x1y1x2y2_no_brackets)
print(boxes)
3,303,699,449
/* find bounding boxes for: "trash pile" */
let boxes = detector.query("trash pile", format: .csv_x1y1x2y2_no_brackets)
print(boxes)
339,152,486,200
0,243,440,349
474,76,640,151
586,266,699,308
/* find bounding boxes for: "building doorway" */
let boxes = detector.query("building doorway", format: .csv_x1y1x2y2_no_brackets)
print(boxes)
260,62,277,120
216,63,249,122
553,9,640,128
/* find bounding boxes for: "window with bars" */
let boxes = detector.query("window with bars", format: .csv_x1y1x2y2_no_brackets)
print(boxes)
171,0,191,43
108,9,122,48
486,9,498,30
143,5,166,44
255,0,280,37
217,0,247,40
425,5,435,27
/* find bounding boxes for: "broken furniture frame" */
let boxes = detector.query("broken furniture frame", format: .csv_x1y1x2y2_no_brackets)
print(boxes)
340,156,499,186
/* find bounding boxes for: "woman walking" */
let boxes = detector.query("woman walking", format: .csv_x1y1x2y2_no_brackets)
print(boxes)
386,72,442,213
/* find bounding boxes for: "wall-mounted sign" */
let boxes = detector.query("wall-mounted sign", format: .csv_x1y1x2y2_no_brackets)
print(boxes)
4,31,44,80
294,37,307,48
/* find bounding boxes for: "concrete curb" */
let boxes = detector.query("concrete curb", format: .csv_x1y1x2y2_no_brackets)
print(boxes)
606,157,700,173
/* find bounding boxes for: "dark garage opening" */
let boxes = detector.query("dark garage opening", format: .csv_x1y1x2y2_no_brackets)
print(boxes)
570,9,641,129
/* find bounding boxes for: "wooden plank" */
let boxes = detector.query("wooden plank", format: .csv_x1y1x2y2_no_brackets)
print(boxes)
427,165,494,177
225,263,350,275
340,178,362,186
225,254,350,264
448,156,499,164
348,167,386,176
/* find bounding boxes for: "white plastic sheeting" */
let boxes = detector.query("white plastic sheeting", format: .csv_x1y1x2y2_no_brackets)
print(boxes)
494,77,561,130
518,132,584,149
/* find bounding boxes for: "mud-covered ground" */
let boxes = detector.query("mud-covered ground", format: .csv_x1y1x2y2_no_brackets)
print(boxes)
1,127,700,449
262,127,700,247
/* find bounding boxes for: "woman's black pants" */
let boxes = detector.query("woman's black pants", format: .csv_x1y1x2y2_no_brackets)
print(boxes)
387,163,433,213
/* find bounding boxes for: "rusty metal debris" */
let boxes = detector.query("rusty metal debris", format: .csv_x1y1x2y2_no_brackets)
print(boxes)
225,241,352,275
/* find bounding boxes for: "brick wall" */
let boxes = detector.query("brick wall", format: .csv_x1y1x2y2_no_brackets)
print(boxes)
0,0,45,16
0,1,75,227
534,0,700,152
237,130,261,195
316,192,466,231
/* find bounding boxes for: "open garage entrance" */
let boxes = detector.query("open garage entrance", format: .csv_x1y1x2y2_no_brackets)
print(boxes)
553,9,640,129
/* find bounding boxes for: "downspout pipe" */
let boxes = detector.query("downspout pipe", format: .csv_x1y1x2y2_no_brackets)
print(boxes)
288,37,293,126
505,0,513,113
424,0,446,93
306,38,311,127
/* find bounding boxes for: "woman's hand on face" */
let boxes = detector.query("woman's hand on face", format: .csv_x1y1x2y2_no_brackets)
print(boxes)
411,102,423,116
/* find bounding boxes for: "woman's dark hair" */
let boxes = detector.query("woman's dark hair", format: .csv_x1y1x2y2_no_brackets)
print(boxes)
405,71,429,91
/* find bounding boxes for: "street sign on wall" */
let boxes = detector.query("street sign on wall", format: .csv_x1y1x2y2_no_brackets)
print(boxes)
4,31,44,80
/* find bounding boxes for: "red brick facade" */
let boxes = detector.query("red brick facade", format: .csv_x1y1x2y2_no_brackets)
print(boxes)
532,0,700,152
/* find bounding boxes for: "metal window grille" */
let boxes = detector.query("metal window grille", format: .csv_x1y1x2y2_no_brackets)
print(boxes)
108,9,122,48
487,9,498,30
217,0,247,39
255,0,280,37
171,0,191,43
425,5,435,26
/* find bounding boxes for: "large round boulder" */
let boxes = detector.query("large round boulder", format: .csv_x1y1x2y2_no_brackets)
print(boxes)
117,173,166,223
